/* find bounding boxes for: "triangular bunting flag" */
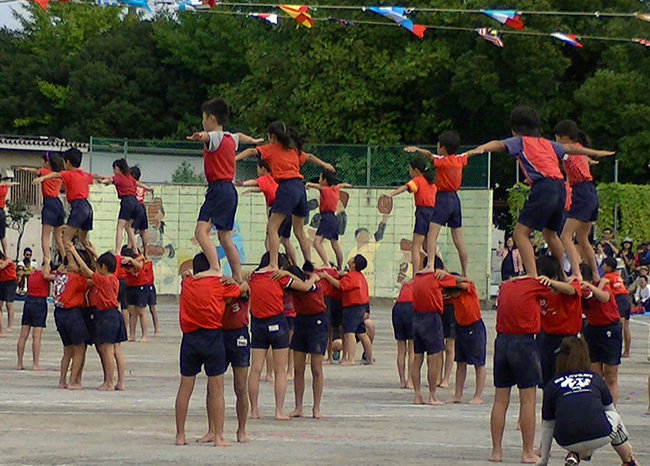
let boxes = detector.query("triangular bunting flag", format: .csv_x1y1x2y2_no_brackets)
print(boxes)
475,28,504,48
364,6,426,38
550,32,583,48
116,0,152,12
633,38,650,48
481,10,523,31
249,13,279,25
277,5,313,28
30,0,49,11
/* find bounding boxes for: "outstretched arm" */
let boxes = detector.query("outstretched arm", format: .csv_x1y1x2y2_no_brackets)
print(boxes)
404,146,436,159
235,148,259,162
241,180,259,188
305,182,322,191
563,144,615,158
462,140,507,157
304,153,335,173
338,183,352,188
16,167,39,175
235,133,264,145
33,171,61,184
135,180,153,192
386,185,408,198
186,131,210,144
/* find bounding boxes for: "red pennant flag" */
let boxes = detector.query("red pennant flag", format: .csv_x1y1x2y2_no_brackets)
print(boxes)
31,0,49,11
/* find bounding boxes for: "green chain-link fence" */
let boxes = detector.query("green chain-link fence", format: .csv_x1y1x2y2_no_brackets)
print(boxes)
89,138,489,188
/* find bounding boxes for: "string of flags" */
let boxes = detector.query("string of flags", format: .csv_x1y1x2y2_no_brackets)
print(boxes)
20,0,650,50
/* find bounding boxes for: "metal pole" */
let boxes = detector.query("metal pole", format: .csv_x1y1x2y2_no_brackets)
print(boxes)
486,152,491,189
123,138,128,162
515,159,520,184
89,136,93,174
614,159,619,237
366,145,371,187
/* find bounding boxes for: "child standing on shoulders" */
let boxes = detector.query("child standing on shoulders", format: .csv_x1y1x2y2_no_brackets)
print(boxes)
33,148,95,262
405,131,469,276
464,106,615,278
0,251,17,335
18,152,66,260
235,121,335,271
602,257,632,358
186,98,263,281
382,158,436,273
68,246,126,391
306,170,351,270
175,252,247,446
17,258,54,370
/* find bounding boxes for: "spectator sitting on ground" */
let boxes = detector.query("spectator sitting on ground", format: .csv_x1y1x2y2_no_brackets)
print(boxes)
634,276,650,311
629,266,649,296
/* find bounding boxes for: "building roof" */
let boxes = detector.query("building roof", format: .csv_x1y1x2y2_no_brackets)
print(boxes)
0,136,89,153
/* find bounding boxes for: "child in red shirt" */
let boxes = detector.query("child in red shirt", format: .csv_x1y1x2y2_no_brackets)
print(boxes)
18,152,65,260
235,121,334,271
383,158,436,273
602,257,632,358
319,255,372,366
175,252,247,447
0,251,17,335
392,279,414,389
186,98,263,281
128,166,153,257
121,249,149,342
17,258,54,371
68,246,126,391
306,170,352,270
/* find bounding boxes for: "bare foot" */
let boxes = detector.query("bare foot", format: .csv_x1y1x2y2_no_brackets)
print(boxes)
154,332,159,338
438,381,449,388
622,352,630,358
175,433,187,446
413,394,425,405
214,437,232,447
427,396,445,406
287,373,294,381
139,337,147,343
115,382,125,391
265,374,274,383
16,364,24,371
645,408,650,416
400,381,408,389
447,397,463,404
407,381,414,389
533,447,542,456
57,382,67,389
516,421,521,431
6,327,12,333
0,332,5,338
237,431,248,443
197,432,215,444
128,337,135,342
470,397,483,405
275,413,290,421
32,365,45,371
490,450,502,462
312,408,322,419
67,383,83,390
250,410,260,420
97,383,114,391
324,359,333,365
521,453,540,464
363,359,374,366
340,360,354,366
288,408,303,418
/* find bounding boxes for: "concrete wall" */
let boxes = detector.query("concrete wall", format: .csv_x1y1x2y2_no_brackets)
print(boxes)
6,185,493,299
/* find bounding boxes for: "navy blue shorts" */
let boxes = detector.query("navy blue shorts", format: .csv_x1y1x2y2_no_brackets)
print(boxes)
81,307,95,345
413,312,444,355
180,328,226,377
54,307,91,347
251,313,290,350
127,285,149,308
223,326,250,369
132,203,148,231
414,206,435,236
455,319,487,366
431,191,462,229
21,297,47,328
42,197,65,227
271,179,308,218
391,302,413,341
118,279,127,310
67,199,93,231
118,195,139,221
567,181,598,223
537,330,574,386
616,294,631,320
518,179,565,234
0,209,5,239
279,216,292,238
583,321,622,366
442,303,457,339
94,308,127,345
316,212,339,241
147,284,157,306
329,298,343,328
0,280,16,303
285,315,295,332
197,181,237,231
291,312,328,355
342,305,365,334
493,334,541,389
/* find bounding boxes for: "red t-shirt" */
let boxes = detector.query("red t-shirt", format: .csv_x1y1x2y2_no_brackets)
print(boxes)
144,262,154,285
292,280,327,316
0,261,16,282
396,281,413,303
319,185,340,213
319,268,342,302
125,260,151,287
60,169,93,203
222,297,250,330
339,271,369,308
38,168,62,198
114,254,127,280
433,155,467,192
249,272,292,319
603,272,629,296
27,269,49,298
0,185,7,209
112,173,137,198
258,144,306,181
496,278,549,335
563,155,593,185
136,186,145,204
53,272,88,309
256,174,278,207
583,282,621,327
412,272,457,314
203,132,238,183
447,283,481,326
539,279,583,335
89,273,119,311
406,176,436,208
179,275,241,333
283,291,296,318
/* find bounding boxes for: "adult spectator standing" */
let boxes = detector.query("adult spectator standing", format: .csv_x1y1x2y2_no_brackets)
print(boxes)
16,248,38,296
618,238,634,279
497,237,523,281
599,228,618,258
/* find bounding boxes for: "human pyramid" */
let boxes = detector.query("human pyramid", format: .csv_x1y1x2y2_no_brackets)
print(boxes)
0,98,643,465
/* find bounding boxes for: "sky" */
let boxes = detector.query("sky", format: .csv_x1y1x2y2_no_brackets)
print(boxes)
0,1,27,30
